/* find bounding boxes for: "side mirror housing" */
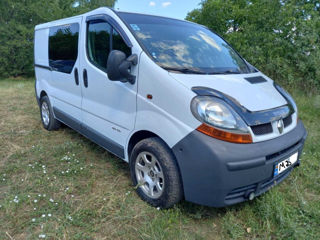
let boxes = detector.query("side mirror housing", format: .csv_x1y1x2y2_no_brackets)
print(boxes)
107,50,138,84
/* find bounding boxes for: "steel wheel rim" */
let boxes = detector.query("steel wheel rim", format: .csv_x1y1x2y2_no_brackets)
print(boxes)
41,102,50,126
135,151,164,199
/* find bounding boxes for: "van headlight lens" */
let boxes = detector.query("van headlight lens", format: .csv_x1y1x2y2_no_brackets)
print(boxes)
191,96,248,133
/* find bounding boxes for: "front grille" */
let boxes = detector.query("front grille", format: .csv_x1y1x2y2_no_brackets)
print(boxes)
251,123,273,135
283,115,292,128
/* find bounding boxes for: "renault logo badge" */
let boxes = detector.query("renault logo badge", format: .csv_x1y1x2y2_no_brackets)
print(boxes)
277,119,284,134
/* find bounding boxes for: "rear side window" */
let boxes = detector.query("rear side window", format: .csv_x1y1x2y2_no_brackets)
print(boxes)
49,23,79,74
87,21,131,71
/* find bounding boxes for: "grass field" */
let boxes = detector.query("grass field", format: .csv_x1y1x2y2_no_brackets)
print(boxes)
0,79,319,240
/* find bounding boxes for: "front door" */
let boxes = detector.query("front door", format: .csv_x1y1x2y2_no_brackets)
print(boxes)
49,18,82,130
79,15,137,158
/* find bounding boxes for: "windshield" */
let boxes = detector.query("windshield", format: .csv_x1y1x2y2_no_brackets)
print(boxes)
119,12,251,74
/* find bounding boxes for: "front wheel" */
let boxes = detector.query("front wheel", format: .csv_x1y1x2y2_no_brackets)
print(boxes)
130,137,183,208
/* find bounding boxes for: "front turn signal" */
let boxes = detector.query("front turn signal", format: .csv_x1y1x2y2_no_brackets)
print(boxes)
197,123,253,144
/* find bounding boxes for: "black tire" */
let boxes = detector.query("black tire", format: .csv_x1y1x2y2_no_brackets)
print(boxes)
40,96,61,131
130,137,183,208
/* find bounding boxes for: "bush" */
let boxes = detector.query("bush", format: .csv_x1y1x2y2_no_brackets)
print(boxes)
186,0,320,92
0,0,116,78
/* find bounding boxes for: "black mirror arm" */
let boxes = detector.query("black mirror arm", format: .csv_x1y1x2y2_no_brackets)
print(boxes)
118,54,138,84
119,60,136,84
127,54,138,66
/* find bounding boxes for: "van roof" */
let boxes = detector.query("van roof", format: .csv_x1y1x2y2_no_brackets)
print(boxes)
34,7,193,30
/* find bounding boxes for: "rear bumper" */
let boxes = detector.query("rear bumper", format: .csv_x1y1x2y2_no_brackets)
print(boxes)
172,120,307,207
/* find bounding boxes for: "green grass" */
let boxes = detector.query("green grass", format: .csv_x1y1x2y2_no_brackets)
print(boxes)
0,78,319,239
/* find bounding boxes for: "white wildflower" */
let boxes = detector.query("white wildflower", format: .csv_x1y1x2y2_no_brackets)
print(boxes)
39,234,46,238
32,218,36,222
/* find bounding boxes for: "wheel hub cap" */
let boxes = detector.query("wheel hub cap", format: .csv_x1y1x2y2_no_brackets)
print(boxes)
41,102,50,126
135,151,164,199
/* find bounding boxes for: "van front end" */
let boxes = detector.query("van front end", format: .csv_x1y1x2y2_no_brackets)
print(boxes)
171,84,307,207
172,120,306,207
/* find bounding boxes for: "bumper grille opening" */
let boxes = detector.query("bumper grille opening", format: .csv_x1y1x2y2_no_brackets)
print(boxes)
225,168,293,202
266,141,300,161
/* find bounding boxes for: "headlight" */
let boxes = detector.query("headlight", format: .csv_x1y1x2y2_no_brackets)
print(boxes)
191,96,249,133
191,96,252,143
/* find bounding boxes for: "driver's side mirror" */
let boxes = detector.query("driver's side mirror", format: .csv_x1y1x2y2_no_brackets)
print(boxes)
107,50,138,84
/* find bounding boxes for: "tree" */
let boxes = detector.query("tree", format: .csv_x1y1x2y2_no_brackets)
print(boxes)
0,0,116,78
187,0,320,92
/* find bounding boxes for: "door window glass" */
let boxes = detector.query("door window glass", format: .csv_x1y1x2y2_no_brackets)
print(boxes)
112,29,131,57
87,22,112,71
49,23,79,74
87,20,131,71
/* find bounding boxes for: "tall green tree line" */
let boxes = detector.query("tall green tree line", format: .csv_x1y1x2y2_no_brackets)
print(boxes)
187,0,320,92
0,0,116,78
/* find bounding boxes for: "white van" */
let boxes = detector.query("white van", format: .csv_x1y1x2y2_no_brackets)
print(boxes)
34,7,307,208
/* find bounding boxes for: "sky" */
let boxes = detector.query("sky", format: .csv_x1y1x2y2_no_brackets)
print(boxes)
114,0,202,20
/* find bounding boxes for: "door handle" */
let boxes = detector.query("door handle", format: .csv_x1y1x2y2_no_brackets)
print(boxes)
74,68,79,85
83,69,88,88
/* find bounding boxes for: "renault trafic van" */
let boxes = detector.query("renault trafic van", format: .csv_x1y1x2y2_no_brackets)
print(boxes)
34,7,307,208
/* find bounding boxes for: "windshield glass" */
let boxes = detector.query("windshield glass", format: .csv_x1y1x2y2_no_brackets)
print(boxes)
119,12,250,74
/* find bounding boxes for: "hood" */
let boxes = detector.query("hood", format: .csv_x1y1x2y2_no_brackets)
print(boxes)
169,72,287,112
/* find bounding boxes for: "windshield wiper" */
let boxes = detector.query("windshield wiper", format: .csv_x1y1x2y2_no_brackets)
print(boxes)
208,70,242,75
162,66,207,74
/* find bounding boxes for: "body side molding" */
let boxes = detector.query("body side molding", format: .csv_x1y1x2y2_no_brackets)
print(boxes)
53,107,125,159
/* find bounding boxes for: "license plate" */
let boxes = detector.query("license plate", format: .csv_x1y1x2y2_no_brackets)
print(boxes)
274,152,298,176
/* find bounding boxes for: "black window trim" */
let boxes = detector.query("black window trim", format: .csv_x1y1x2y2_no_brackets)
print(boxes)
48,22,80,74
86,14,133,48
86,15,132,73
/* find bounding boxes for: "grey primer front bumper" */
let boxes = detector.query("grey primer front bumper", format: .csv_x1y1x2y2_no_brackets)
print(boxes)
172,120,307,207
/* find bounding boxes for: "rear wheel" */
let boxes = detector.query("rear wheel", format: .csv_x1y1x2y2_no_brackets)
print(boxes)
40,96,60,131
130,137,183,208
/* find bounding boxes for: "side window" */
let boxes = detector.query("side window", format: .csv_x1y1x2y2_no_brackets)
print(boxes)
112,29,131,57
87,22,112,71
49,23,79,74
87,20,132,71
